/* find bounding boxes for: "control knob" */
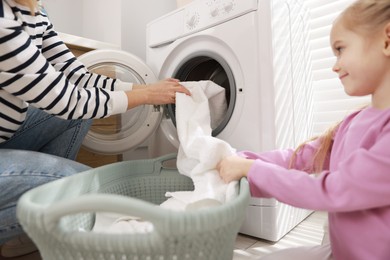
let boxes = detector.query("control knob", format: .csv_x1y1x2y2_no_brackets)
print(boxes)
224,2,234,13
210,7,219,17
186,12,199,29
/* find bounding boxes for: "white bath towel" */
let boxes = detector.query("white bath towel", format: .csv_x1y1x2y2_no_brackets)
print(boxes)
93,81,238,233
161,80,238,210
93,213,154,234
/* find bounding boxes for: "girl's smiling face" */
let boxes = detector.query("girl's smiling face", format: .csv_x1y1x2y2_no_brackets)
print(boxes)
330,18,389,99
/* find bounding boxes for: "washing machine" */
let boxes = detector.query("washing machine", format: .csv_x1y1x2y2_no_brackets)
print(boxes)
145,0,314,241
74,0,314,241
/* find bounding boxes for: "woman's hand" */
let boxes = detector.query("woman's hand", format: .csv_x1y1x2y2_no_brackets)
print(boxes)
128,78,191,108
217,155,255,183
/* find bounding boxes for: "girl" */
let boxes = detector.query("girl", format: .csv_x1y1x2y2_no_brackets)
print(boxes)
0,0,190,257
217,0,390,259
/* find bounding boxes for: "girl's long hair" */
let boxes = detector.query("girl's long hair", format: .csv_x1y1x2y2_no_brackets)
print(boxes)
289,123,339,173
341,0,390,35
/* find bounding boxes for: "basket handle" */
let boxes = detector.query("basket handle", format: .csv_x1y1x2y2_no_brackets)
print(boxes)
43,153,179,232
151,153,177,173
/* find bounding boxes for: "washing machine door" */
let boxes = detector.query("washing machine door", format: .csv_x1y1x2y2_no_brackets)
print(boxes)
78,49,161,154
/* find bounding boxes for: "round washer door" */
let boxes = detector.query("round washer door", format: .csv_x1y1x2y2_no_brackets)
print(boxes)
78,49,161,154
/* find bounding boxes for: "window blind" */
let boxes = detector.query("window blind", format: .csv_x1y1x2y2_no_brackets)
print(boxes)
304,0,370,135
271,0,314,149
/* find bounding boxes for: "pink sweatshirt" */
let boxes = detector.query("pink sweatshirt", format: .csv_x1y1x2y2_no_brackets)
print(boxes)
243,107,390,260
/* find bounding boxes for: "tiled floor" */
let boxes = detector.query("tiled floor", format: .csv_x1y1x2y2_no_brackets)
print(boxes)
0,211,327,260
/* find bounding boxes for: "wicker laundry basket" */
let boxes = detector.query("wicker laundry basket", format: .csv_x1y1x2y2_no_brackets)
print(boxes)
17,154,250,260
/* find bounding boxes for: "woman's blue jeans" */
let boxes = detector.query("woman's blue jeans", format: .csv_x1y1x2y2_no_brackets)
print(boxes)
0,107,92,244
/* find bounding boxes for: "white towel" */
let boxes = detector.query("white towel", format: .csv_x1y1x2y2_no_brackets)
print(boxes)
93,81,238,233
161,80,238,210
93,213,154,234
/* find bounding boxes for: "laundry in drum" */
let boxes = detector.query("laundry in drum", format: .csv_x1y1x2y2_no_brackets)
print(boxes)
93,80,238,234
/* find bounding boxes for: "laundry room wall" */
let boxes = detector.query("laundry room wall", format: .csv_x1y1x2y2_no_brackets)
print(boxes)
81,0,122,47
42,0,83,36
43,0,177,60
43,0,122,47
121,0,177,60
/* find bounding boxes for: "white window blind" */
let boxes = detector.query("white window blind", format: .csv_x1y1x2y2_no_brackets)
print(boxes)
271,0,314,149
304,0,370,135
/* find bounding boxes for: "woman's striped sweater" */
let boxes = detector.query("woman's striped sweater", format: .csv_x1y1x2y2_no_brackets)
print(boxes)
0,0,130,143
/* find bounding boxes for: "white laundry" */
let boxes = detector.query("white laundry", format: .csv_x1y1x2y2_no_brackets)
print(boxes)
93,80,238,234
161,80,238,210
93,213,154,234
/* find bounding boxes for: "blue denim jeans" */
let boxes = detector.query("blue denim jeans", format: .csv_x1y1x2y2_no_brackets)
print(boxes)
0,107,92,244
0,107,92,160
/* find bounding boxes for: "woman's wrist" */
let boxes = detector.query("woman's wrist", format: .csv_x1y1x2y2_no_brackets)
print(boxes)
125,88,148,109
132,84,146,90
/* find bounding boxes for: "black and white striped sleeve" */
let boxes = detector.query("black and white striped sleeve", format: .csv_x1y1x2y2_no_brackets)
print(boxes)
0,16,129,120
41,20,133,93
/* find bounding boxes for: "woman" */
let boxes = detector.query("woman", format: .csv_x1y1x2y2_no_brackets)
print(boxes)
0,0,190,257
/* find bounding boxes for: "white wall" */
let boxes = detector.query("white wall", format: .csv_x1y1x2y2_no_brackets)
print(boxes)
82,0,122,47
42,0,177,60
43,0,83,36
121,0,176,60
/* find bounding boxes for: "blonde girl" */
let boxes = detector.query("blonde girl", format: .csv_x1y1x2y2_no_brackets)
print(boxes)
218,0,390,259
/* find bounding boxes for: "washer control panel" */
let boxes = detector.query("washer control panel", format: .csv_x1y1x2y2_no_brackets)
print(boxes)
184,0,256,32
147,0,257,48
206,0,235,18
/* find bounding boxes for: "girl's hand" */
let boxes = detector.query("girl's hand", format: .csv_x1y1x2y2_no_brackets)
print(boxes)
216,155,255,183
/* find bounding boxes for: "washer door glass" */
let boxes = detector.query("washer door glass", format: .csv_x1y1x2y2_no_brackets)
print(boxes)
78,49,161,154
